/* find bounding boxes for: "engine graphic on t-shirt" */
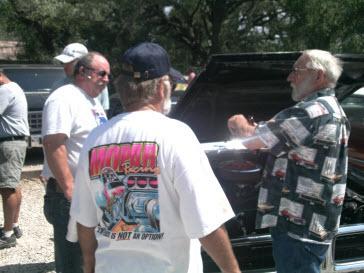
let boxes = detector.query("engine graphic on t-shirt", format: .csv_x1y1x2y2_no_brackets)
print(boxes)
89,141,163,241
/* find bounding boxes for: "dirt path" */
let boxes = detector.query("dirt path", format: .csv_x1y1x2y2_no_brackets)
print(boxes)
0,178,55,273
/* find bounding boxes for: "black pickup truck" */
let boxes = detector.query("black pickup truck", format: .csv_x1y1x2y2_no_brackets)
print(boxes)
169,52,364,273
0,64,64,148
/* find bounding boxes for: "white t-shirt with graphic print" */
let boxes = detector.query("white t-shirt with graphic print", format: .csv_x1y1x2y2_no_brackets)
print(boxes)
42,83,107,179
70,110,235,273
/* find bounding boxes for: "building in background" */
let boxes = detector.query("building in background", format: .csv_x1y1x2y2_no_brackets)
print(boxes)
0,41,23,61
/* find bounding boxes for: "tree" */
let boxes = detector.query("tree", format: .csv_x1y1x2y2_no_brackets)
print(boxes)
280,0,364,53
1,0,364,69
143,0,290,67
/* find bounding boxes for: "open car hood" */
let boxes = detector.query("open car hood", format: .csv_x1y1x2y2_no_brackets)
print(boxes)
170,52,364,143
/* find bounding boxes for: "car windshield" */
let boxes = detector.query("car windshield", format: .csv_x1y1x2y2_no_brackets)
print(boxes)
3,68,64,92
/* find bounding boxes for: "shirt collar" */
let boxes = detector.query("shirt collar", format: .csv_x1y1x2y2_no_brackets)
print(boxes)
302,88,335,102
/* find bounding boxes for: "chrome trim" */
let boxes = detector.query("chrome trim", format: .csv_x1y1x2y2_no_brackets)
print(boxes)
230,234,272,247
24,90,51,94
349,157,364,165
27,134,42,148
225,224,364,273
337,224,364,234
322,224,364,272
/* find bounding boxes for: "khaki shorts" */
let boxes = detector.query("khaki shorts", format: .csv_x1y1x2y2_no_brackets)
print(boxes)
0,140,27,189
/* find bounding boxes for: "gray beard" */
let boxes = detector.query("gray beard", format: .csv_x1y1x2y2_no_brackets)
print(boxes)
163,98,172,115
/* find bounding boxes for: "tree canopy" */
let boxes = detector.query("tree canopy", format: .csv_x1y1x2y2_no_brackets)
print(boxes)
1,0,364,72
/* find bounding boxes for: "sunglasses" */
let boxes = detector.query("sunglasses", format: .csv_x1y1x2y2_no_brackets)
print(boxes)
84,66,111,79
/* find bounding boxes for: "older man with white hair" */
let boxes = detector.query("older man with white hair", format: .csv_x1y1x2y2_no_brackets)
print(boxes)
228,49,350,273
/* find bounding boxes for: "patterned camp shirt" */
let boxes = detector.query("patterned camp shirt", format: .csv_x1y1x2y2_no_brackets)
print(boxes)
255,88,350,243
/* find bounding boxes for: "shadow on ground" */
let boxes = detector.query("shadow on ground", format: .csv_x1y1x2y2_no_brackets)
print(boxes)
24,147,44,166
0,262,55,273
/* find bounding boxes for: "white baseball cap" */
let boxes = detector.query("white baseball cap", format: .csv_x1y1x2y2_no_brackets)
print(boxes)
54,43,88,63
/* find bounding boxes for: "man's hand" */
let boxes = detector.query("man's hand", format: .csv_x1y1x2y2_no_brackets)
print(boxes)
63,183,74,201
228,114,256,137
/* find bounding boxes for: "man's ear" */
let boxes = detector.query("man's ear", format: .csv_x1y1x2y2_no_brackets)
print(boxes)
316,69,325,81
314,69,328,89
156,79,165,101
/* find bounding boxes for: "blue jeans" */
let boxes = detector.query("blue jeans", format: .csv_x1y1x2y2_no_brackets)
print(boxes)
44,179,83,273
271,228,329,273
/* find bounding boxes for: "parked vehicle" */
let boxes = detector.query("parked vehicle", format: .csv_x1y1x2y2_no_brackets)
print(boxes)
170,52,364,272
0,64,65,147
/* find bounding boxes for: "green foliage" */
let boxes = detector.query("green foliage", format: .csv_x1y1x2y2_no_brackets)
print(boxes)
280,0,364,52
1,0,364,70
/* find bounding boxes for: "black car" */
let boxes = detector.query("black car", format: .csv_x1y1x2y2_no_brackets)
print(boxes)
170,52,364,273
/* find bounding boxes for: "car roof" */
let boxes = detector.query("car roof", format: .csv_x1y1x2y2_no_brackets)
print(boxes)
0,63,63,69
208,51,364,64
202,51,364,99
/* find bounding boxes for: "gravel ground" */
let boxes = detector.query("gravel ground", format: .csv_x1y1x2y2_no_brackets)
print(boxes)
0,178,56,273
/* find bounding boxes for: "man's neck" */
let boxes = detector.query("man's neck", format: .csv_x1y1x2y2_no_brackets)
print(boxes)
126,103,162,113
0,75,10,85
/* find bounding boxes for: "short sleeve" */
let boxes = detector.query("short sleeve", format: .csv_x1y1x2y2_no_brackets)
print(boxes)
0,85,12,114
257,106,322,157
172,125,235,238
70,144,99,227
42,97,73,137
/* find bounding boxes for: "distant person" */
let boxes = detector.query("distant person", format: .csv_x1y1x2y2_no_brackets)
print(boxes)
0,69,29,249
42,52,109,273
228,49,350,273
70,42,241,273
53,42,110,112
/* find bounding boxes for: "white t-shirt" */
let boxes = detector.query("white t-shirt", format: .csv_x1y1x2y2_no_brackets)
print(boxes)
70,110,235,273
52,76,110,110
42,84,107,178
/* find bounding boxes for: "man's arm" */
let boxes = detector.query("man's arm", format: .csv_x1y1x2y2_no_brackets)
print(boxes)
199,226,242,273
77,223,97,273
0,87,10,114
43,133,74,200
228,114,266,150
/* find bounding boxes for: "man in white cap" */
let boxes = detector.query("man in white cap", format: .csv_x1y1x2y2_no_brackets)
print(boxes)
53,43,110,112
42,52,109,273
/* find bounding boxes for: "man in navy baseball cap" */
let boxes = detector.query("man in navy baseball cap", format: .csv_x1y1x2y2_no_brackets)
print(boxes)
71,41,240,273
114,42,174,114
120,42,171,81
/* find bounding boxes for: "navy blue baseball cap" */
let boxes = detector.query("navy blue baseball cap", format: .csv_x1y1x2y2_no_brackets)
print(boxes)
120,42,171,81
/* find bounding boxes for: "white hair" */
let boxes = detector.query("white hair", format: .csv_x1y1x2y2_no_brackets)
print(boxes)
303,49,343,88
